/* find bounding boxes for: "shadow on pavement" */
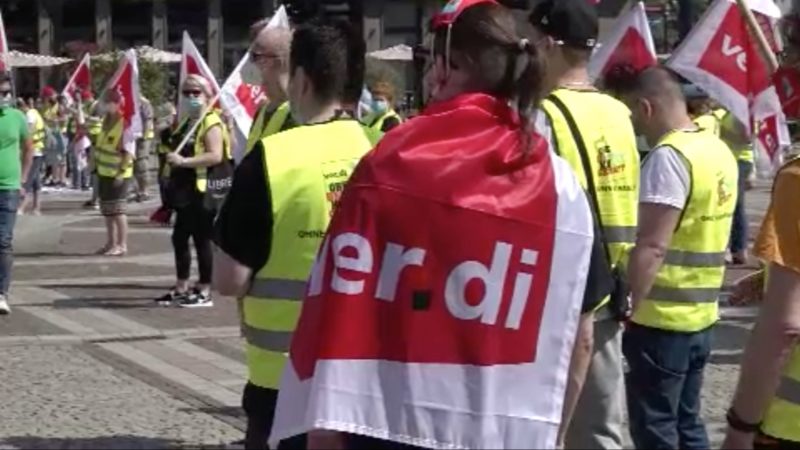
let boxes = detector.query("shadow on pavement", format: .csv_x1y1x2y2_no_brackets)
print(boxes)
50,298,158,310
0,435,186,449
15,252,91,258
40,284,169,291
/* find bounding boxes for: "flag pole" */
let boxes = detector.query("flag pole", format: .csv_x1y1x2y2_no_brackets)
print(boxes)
735,0,779,74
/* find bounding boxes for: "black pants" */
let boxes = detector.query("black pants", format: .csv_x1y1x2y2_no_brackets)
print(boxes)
242,383,306,450
172,200,214,284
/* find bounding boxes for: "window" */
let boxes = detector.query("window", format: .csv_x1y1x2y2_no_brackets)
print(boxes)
167,0,207,54
112,0,153,49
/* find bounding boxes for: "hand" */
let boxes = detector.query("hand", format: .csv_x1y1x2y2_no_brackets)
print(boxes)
307,430,346,450
722,428,755,450
729,271,765,306
166,153,183,167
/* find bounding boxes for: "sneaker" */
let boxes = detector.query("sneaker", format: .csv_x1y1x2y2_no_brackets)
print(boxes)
154,289,189,306
0,296,10,315
178,288,213,308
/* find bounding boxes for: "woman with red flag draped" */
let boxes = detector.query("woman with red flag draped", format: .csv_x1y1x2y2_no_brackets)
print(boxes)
268,1,614,449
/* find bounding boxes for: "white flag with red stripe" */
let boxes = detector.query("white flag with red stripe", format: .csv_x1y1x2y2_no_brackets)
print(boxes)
589,2,656,82
62,53,91,103
218,5,289,162
667,0,788,171
103,49,142,155
179,31,221,120
0,9,9,72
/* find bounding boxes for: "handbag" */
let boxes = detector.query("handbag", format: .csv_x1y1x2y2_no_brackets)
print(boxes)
546,94,632,321
203,158,234,210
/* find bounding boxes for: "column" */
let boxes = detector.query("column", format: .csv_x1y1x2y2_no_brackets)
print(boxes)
363,1,382,53
37,0,54,89
152,0,167,50
261,0,278,16
95,0,112,51
207,0,222,76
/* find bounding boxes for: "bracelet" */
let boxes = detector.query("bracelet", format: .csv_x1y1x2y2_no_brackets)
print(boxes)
726,407,761,433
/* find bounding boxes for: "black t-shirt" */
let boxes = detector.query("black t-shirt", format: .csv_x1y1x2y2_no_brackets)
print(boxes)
381,116,401,133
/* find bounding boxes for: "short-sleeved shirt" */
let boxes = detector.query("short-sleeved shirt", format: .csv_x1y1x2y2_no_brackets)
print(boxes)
640,145,691,210
0,107,30,190
753,159,800,274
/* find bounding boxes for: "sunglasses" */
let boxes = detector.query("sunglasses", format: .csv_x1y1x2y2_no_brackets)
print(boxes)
182,90,204,97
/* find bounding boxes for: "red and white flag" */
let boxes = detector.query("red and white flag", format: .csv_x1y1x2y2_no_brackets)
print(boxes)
667,0,788,171
179,31,221,120
62,53,91,103
589,2,656,82
218,5,289,162
0,9,9,72
103,49,142,154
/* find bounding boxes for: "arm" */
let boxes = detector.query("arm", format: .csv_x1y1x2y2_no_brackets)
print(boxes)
628,203,681,308
176,125,224,168
724,263,800,448
19,138,34,188
557,313,594,447
213,247,254,297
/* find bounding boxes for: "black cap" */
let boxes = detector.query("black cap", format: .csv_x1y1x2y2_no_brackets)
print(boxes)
529,0,598,49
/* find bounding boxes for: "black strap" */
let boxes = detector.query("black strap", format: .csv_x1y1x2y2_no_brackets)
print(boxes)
546,93,613,264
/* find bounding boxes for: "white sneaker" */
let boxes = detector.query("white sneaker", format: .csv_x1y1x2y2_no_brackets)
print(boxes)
0,297,10,315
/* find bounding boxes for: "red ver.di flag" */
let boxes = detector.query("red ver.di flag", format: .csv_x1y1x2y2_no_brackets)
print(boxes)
219,5,289,162
179,31,221,120
0,9,8,72
667,0,789,171
589,1,657,82
103,49,142,155
62,53,91,104
269,94,596,450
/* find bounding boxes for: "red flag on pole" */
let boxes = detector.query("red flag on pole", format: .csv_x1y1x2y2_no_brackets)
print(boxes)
62,53,91,103
589,1,657,82
179,31,221,120
0,9,10,72
667,0,788,171
103,49,142,155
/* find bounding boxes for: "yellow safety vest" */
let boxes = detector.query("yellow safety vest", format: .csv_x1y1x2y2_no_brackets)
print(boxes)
95,119,133,179
367,109,403,132
242,120,381,389
245,101,291,155
43,104,64,132
632,129,738,332
29,109,46,152
694,113,721,137
542,88,639,312
192,112,231,193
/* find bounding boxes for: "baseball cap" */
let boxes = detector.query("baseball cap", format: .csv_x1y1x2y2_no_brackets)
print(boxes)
529,0,598,49
430,0,499,30
41,86,56,98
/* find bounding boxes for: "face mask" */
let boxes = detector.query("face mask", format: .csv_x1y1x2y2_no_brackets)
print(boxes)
183,97,204,116
0,93,12,109
372,99,388,114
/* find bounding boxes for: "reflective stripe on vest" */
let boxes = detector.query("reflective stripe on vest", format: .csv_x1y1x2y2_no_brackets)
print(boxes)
762,347,800,442
368,110,402,131
245,101,291,155
241,120,374,389
192,111,231,193
95,119,132,178
542,89,639,312
633,129,738,332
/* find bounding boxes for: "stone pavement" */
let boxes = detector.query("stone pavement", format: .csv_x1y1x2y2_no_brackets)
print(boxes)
0,182,773,449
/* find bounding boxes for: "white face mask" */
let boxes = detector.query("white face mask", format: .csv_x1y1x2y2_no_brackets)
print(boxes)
0,92,13,109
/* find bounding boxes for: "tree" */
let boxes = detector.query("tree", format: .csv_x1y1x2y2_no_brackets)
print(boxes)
90,53,171,106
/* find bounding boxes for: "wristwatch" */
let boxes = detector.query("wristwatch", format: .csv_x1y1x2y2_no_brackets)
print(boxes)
726,407,761,433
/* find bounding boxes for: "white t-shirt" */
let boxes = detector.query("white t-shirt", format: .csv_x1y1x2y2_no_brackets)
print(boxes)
25,109,37,127
640,145,690,210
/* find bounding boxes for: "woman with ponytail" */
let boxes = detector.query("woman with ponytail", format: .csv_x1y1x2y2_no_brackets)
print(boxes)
268,1,612,449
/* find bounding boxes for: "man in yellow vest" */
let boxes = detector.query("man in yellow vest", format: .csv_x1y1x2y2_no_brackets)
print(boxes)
529,1,640,447
17,99,46,215
245,22,295,155
364,80,403,133
618,66,737,449
212,20,379,450
722,157,800,449
132,95,155,202
719,111,755,265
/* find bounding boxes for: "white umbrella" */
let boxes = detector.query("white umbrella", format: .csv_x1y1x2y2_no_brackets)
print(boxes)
93,46,181,64
368,44,413,62
8,50,72,67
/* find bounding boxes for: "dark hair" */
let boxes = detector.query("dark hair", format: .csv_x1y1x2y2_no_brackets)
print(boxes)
290,20,365,105
433,3,543,154
0,72,12,85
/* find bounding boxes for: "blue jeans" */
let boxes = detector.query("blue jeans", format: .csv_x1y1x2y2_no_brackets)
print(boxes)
623,323,713,450
0,190,20,296
730,160,753,254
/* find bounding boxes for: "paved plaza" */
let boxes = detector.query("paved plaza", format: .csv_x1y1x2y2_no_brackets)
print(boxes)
0,183,773,449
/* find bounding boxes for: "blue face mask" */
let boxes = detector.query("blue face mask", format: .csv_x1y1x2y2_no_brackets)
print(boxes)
372,99,389,114
183,97,204,116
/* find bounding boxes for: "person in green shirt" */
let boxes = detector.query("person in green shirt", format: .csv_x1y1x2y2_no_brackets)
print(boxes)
0,72,34,315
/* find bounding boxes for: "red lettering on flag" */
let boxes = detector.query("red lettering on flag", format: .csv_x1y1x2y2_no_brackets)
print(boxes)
757,115,780,160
